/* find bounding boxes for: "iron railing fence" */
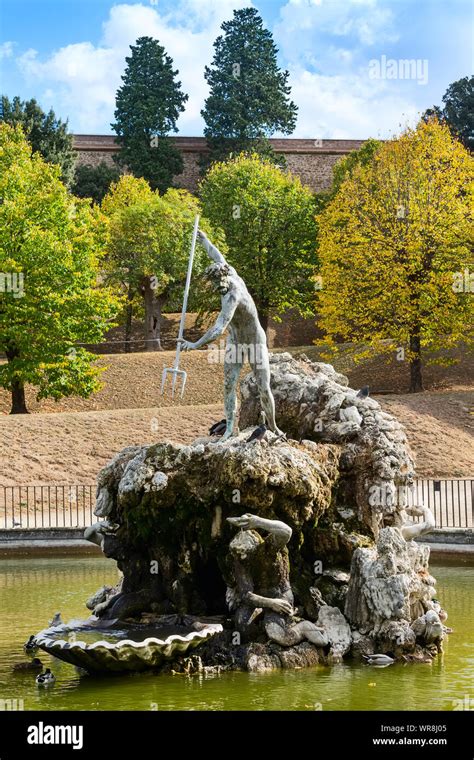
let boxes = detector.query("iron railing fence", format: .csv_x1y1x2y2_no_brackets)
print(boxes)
0,484,96,530
407,479,473,529
0,479,472,531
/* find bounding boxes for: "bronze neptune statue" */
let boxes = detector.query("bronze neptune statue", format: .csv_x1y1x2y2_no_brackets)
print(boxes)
178,230,284,440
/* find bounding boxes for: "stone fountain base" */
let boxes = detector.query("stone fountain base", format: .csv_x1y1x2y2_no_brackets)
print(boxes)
42,355,449,675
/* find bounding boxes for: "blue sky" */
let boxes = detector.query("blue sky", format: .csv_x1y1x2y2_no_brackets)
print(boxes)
1,0,472,138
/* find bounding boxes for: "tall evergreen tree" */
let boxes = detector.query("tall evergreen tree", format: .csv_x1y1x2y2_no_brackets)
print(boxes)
201,8,297,168
112,37,188,192
423,76,474,152
0,96,76,186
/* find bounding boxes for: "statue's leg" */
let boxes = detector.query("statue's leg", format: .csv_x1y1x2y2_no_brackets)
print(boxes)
250,351,284,436
264,612,303,646
221,342,242,441
292,621,329,647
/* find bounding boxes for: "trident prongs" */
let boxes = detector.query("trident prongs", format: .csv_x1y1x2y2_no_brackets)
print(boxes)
161,214,199,399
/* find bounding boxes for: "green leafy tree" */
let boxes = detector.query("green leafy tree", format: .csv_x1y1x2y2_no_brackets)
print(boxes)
0,96,76,186
101,175,154,350
0,124,120,413
200,153,318,333
331,138,382,196
112,37,188,192
102,176,223,351
423,76,474,151
315,138,383,220
72,161,121,204
317,119,473,392
201,8,297,168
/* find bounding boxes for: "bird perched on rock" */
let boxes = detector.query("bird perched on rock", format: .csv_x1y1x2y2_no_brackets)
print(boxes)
36,668,55,686
49,612,62,627
209,419,226,436
13,658,43,672
23,635,38,654
356,385,370,399
246,411,267,443
362,654,395,666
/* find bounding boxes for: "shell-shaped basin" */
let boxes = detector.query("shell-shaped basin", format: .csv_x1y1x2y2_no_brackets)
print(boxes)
34,621,223,673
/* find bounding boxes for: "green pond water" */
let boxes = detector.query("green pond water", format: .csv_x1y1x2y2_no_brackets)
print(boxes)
0,556,472,711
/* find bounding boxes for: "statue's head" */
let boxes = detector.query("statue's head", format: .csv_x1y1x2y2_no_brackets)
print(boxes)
204,262,231,295
229,529,263,560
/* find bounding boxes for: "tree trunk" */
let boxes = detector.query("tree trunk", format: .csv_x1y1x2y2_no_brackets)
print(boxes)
10,379,28,414
409,333,423,392
155,293,166,351
142,277,164,352
258,311,269,336
5,345,29,414
124,285,134,353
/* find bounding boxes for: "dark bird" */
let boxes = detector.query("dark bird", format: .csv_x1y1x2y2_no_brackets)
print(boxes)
36,668,55,686
23,635,38,654
12,520,21,528
246,411,267,443
13,658,43,672
356,385,370,399
209,419,226,436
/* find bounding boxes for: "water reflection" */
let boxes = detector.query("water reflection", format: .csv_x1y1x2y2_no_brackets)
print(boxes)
0,557,472,711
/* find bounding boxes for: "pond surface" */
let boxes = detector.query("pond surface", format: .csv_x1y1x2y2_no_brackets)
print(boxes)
0,556,472,711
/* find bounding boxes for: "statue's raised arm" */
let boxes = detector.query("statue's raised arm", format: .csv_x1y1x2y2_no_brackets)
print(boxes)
197,229,227,266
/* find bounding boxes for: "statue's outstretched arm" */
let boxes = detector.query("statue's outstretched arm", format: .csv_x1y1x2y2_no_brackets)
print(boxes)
197,229,227,265
401,504,435,541
227,514,292,548
180,294,238,350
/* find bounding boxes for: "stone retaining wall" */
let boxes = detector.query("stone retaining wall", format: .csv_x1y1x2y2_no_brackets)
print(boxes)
73,135,367,194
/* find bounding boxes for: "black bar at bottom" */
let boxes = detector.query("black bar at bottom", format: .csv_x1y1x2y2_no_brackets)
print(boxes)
0,710,471,757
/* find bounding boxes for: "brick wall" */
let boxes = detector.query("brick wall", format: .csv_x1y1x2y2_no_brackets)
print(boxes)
73,135,367,193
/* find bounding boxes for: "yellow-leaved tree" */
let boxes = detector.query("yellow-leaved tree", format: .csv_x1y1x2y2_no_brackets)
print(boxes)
317,119,474,392
101,175,224,351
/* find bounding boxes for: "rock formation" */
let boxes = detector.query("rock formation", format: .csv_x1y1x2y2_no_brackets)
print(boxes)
345,527,443,658
87,435,340,623
81,353,446,673
240,353,416,538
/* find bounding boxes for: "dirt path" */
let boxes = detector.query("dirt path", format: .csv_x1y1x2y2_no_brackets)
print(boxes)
380,390,474,477
0,352,225,415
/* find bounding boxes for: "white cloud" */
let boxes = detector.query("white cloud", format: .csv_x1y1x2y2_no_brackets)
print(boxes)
275,0,398,63
12,0,423,139
272,0,420,139
288,68,420,139
0,41,14,59
18,43,120,131
15,1,251,133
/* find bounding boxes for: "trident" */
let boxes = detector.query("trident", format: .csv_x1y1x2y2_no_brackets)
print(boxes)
160,214,199,398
